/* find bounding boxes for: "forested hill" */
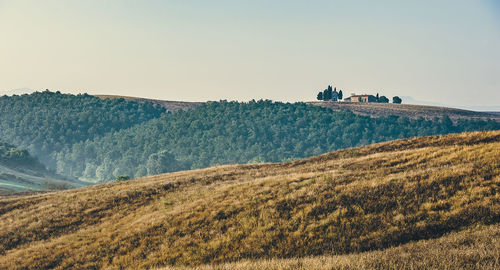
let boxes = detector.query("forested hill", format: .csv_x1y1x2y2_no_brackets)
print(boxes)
95,95,203,112
95,94,500,123
0,91,166,169
56,100,500,181
0,92,499,183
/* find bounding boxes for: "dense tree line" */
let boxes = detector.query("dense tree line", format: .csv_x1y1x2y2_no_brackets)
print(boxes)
0,91,166,168
317,85,343,101
1,92,498,182
54,100,500,181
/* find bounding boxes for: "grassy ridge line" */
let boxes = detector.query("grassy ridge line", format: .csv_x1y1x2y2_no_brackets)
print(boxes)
96,94,500,122
162,224,500,270
0,130,499,269
308,101,500,122
95,94,203,112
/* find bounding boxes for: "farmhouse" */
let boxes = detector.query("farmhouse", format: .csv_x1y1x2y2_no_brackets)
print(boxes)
344,94,377,103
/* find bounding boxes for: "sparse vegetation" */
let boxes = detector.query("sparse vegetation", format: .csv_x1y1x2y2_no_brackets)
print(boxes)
115,175,131,181
310,101,500,122
0,130,498,269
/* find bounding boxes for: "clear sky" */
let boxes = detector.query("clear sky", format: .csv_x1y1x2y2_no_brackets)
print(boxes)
0,0,499,108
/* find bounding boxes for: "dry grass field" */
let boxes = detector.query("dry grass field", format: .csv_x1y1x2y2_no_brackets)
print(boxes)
163,224,499,270
0,130,499,269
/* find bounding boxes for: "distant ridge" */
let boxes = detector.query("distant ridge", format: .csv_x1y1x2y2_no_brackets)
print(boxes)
96,94,500,122
95,95,203,112
308,101,500,122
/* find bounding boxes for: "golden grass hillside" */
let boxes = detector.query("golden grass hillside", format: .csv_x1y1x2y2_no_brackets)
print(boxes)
163,224,499,270
1,130,499,269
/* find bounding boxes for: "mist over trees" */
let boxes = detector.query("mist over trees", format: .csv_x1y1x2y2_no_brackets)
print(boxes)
0,92,498,182
0,91,166,168
0,141,44,169
55,100,499,181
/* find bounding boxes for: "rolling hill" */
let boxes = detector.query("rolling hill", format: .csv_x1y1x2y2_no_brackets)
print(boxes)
57,100,500,181
0,91,166,170
1,92,499,187
1,130,498,269
308,101,500,123
0,164,85,195
164,225,499,269
95,95,203,112
0,142,85,195
95,94,500,123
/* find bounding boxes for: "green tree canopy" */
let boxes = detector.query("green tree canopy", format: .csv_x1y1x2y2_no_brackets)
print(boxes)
55,100,500,181
0,91,166,169
379,96,389,103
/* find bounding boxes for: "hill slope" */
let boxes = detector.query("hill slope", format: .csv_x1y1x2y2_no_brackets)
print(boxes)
308,101,500,122
164,225,499,269
0,91,166,169
95,94,203,112
96,94,500,123
0,142,84,194
0,164,84,195
2,92,498,184
56,100,499,181
1,130,499,269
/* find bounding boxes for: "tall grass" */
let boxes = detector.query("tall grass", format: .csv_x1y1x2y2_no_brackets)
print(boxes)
162,225,500,270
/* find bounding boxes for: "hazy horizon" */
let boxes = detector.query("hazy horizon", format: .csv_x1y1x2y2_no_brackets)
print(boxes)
1,0,499,108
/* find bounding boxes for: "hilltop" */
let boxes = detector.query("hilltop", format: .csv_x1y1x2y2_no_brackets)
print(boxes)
0,92,498,186
95,95,203,112
308,101,500,123
1,130,499,269
96,94,500,123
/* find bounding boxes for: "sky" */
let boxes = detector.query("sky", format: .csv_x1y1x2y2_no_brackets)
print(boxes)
0,0,499,108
